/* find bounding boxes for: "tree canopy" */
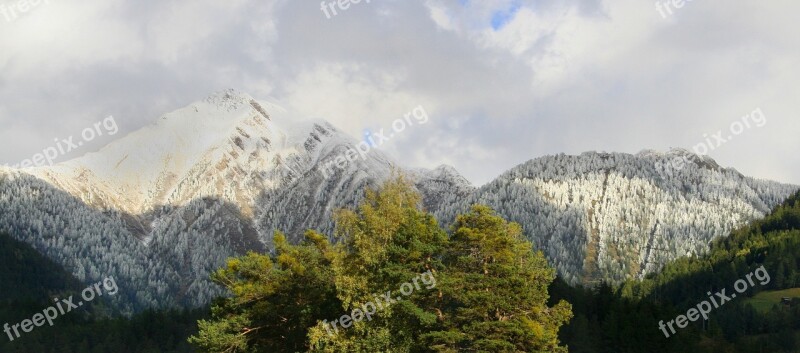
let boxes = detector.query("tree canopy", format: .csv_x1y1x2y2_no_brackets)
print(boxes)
190,176,572,352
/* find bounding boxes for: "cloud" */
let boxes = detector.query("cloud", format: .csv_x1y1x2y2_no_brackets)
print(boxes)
0,0,797,186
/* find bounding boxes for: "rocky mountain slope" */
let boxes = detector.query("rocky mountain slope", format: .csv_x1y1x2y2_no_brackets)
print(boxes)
0,90,471,312
0,90,795,311
434,150,797,285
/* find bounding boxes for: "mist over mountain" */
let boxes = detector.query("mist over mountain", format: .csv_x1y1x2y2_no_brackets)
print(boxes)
0,91,795,311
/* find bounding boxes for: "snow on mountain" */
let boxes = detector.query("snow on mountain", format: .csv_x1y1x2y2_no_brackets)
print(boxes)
30,91,311,215
0,89,470,311
0,90,796,312
434,150,798,286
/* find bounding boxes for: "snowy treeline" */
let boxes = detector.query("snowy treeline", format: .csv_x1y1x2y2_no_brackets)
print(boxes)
434,150,798,286
0,171,261,313
0,91,795,312
0,91,471,312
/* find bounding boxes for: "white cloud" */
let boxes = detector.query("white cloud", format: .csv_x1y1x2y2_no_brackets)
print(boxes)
0,0,797,186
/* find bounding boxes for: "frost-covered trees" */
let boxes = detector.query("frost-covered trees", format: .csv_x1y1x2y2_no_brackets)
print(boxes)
0,146,795,313
434,150,797,286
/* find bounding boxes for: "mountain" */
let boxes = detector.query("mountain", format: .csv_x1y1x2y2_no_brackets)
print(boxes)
0,231,202,353
0,90,470,312
0,90,795,311
434,150,797,285
549,191,800,353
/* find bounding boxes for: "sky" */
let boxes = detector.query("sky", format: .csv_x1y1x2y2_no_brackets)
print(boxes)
0,0,797,186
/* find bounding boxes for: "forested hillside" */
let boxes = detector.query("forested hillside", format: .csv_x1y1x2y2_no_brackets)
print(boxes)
4,187,798,352
552,191,800,352
0,232,203,353
436,150,796,287
0,232,83,302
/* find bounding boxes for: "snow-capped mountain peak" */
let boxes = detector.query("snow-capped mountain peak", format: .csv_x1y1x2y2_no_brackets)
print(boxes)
28,90,329,214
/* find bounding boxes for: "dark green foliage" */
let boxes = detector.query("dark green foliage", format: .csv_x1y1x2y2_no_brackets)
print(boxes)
0,232,205,352
553,191,800,353
0,309,206,353
422,205,572,352
189,231,341,353
0,232,83,303
191,176,571,352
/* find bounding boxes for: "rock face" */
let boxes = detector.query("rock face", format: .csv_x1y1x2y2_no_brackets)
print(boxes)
0,90,795,311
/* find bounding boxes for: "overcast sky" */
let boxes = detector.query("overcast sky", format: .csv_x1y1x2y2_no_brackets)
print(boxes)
0,0,797,186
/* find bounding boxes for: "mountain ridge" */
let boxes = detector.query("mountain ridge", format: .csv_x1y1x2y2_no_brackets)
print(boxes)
434,150,796,285
0,89,795,311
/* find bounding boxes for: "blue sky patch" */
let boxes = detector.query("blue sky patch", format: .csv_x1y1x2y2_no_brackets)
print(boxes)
491,2,521,30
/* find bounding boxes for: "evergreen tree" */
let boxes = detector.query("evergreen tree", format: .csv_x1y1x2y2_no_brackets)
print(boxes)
191,176,573,352
308,175,447,352
189,230,341,352
422,205,572,352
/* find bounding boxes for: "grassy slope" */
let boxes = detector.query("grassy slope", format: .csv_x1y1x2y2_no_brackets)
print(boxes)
744,288,800,312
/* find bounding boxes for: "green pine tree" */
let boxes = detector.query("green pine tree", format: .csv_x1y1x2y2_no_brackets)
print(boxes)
422,205,573,353
308,175,447,352
191,176,573,353
189,230,341,352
